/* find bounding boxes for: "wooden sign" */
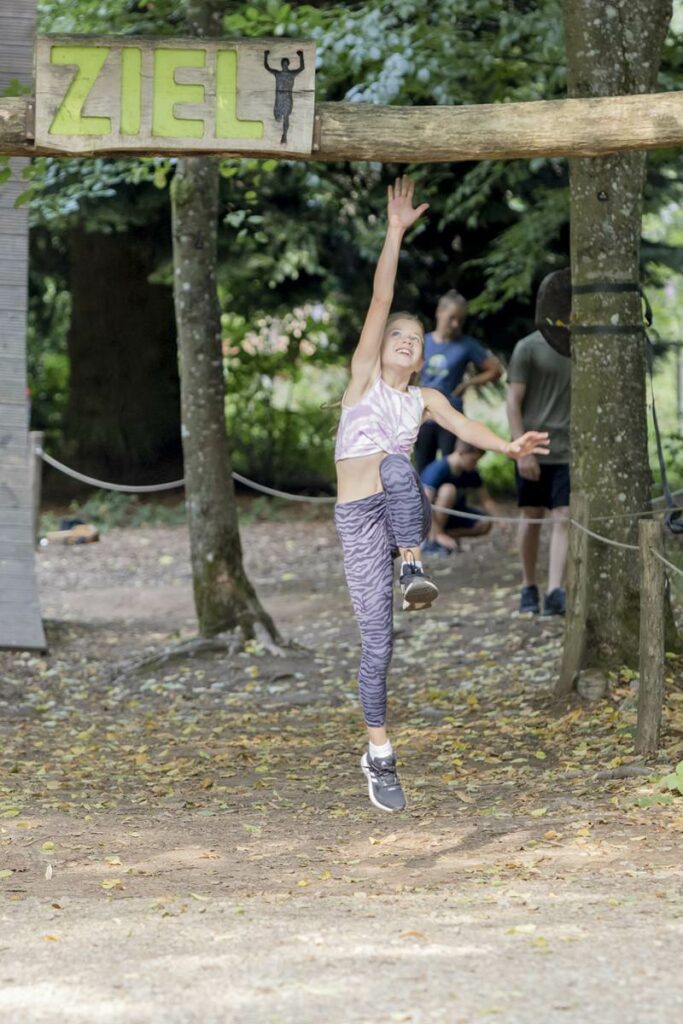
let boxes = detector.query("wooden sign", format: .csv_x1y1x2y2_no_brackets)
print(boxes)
34,35,316,155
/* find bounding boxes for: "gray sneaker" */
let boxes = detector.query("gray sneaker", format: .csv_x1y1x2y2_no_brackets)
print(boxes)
361,751,407,812
399,563,439,612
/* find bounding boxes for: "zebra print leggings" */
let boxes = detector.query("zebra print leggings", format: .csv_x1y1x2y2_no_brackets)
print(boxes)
335,454,432,727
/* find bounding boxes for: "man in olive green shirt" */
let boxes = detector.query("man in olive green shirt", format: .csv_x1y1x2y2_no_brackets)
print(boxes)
506,330,571,616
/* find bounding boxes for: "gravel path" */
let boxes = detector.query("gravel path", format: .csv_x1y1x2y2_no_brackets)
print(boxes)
1,517,682,1023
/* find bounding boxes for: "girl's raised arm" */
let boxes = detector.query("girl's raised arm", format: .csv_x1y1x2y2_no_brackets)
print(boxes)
348,177,429,398
423,388,550,460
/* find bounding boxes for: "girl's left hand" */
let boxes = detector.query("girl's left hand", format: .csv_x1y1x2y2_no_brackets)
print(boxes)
388,176,430,231
504,431,550,459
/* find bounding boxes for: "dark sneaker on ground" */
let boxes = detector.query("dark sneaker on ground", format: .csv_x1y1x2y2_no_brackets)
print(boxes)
422,540,450,559
519,584,540,615
399,563,439,611
543,588,566,616
361,751,407,812
432,544,452,558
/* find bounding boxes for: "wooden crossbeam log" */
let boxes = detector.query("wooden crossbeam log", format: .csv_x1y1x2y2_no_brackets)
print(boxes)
2,91,683,162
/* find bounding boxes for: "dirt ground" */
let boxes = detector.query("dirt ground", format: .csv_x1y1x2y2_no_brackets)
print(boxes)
1,511,683,1023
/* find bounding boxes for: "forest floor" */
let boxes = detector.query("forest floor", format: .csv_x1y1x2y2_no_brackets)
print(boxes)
1,508,683,1024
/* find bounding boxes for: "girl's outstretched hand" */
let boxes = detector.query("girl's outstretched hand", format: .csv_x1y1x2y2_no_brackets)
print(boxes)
388,176,429,231
504,431,550,460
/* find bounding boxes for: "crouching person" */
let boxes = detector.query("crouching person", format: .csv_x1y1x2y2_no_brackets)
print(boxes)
420,441,500,554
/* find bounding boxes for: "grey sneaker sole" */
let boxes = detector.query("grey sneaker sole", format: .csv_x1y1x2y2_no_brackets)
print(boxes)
401,577,439,612
360,754,406,813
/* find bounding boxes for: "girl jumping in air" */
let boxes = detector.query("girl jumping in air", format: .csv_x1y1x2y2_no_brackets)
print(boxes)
334,176,549,813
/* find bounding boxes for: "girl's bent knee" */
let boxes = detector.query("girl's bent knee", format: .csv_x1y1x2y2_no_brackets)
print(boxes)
380,453,413,489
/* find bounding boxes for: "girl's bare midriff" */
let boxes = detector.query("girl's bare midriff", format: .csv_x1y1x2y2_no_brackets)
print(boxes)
336,451,388,503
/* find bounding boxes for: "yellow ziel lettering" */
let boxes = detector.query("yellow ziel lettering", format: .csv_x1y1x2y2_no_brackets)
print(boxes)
152,49,205,139
120,48,142,136
215,50,263,140
49,46,112,136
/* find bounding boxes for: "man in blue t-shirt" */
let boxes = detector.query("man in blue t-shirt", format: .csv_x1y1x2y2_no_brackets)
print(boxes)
416,290,503,472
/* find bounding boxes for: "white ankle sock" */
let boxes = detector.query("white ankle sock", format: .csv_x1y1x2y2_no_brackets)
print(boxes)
369,739,393,760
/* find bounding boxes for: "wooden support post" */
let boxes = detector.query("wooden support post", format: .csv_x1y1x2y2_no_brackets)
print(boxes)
29,430,43,545
556,492,589,696
635,519,666,756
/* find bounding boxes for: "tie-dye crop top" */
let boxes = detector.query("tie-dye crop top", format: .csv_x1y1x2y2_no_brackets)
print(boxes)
335,374,425,462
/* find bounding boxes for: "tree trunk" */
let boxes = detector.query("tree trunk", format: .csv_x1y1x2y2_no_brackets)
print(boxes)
561,0,674,674
170,0,279,641
64,226,181,488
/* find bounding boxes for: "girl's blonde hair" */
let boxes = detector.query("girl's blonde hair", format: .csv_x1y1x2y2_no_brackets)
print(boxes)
324,311,425,411
383,311,425,345
383,311,424,386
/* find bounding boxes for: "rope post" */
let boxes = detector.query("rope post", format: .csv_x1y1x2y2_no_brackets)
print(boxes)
635,519,666,755
556,492,589,696
28,431,44,545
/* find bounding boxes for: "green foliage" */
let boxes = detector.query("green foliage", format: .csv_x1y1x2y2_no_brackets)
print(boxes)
39,490,323,534
223,306,343,490
26,0,683,335
658,760,683,796
466,186,570,315
40,492,187,534
237,495,323,525
25,158,166,232
479,451,517,497
38,0,185,35
27,267,71,449
650,429,683,496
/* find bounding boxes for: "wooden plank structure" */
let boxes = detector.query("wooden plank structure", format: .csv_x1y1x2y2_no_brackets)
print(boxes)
635,521,666,755
0,0,46,650
4,81,683,161
33,36,316,155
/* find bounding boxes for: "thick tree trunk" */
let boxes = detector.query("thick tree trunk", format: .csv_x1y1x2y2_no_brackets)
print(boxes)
63,226,182,488
170,0,279,641
560,0,674,678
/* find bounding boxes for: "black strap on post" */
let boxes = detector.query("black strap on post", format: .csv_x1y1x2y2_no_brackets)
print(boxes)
572,280,681,533
645,330,683,535
572,324,644,335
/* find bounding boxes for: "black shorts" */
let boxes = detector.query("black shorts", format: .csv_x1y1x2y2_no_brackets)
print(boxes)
516,462,570,510
414,419,457,474
446,505,485,531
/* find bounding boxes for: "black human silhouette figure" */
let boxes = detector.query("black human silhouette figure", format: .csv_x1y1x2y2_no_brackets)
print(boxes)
264,49,305,144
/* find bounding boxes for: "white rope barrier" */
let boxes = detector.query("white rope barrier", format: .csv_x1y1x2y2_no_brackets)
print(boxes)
231,471,335,504
569,519,640,552
37,448,185,493
588,506,674,522
431,503,540,524
36,447,336,503
650,548,683,577
35,448,683,549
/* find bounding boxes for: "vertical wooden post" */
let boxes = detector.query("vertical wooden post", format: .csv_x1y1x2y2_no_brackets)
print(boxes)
636,519,666,755
29,430,43,544
556,492,589,695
